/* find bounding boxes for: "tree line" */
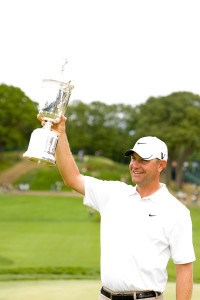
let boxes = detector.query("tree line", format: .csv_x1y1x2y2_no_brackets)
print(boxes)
1,83,200,187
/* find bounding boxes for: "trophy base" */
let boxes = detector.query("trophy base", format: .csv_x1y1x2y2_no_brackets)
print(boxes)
23,127,58,166
23,152,56,166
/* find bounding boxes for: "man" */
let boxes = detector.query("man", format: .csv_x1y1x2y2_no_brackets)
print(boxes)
40,115,195,300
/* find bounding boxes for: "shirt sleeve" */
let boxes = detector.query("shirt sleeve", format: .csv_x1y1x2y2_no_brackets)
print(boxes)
83,176,111,212
169,208,196,264
83,176,130,213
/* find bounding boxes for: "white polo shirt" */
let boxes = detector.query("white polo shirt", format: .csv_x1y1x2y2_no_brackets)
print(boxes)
83,176,195,293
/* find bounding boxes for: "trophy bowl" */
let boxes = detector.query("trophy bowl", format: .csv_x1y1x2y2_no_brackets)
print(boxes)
23,78,73,166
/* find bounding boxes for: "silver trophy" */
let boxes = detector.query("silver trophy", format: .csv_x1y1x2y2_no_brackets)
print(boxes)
23,63,73,165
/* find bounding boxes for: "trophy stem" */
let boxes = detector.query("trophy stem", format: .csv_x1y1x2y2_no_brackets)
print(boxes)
44,120,53,130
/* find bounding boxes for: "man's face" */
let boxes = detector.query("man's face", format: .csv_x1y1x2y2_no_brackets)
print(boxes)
129,152,166,187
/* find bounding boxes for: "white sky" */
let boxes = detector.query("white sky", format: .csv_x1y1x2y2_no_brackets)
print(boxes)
1,0,200,106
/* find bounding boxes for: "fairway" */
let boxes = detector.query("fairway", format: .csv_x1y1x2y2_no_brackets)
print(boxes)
0,194,199,283
0,280,200,300
0,194,100,279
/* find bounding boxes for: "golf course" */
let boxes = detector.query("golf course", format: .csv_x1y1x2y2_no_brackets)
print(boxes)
0,193,199,299
0,156,200,299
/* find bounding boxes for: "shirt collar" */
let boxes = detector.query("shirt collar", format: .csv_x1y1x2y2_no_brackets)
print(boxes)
143,183,167,202
128,185,138,196
128,183,167,200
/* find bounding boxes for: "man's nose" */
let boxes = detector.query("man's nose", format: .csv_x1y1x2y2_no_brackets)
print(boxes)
130,159,140,167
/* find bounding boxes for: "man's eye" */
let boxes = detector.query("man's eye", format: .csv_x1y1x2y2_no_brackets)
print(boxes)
142,159,148,164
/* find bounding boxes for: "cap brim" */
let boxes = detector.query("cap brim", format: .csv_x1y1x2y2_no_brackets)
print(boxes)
125,149,157,160
124,149,133,157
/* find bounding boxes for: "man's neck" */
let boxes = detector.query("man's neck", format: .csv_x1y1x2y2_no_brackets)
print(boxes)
136,183,161,198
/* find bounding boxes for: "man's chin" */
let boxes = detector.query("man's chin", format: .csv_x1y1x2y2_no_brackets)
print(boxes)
131,178,142,185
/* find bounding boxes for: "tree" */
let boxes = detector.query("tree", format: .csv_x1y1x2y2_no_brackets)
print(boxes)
0,84,38,154
131,92,200,188
67,100,137,162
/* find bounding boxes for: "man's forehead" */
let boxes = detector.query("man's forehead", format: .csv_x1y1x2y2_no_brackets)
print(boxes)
131,152,157,161
131,152,146,160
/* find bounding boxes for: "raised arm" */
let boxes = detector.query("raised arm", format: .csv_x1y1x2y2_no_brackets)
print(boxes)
38,115,85,195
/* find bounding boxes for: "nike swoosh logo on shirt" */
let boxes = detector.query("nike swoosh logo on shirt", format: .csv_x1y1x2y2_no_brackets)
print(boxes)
149,214,157,217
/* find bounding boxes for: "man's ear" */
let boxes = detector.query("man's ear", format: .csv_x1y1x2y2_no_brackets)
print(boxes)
159,160,167,173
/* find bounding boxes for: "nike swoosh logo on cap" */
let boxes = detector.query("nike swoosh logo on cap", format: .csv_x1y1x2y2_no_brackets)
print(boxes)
149,214,156,217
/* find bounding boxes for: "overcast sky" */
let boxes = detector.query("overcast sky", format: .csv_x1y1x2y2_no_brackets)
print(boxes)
1,0,200,107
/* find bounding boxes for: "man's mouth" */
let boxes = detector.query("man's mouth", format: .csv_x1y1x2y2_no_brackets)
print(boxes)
133,171,143,174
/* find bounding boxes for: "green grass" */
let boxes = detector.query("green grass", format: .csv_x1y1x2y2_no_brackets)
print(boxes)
0,281,199,300
13,155,132,190
0,194,199,282
0,195,100,280
0,151,21,174
14,167,70,191
191,206,200,282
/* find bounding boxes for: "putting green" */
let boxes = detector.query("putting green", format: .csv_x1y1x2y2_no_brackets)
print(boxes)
0,280,199,299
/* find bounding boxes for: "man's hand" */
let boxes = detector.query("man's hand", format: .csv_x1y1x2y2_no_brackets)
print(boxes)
37,114,67,136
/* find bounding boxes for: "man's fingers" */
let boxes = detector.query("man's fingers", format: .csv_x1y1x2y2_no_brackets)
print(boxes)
61,115,67,122
37,114,67,127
